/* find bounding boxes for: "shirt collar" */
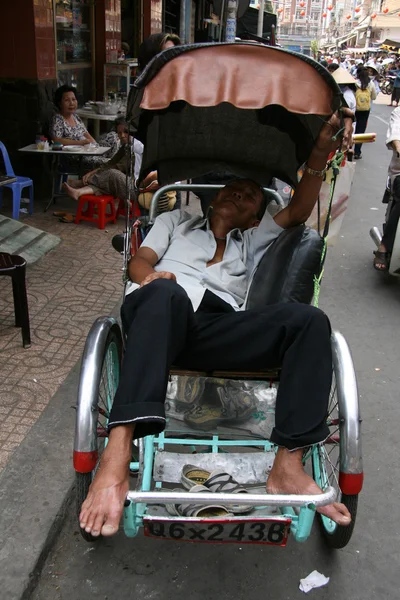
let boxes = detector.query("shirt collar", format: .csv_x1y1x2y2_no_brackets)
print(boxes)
191,216,243,241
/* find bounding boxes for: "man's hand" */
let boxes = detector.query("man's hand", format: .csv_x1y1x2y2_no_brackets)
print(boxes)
82,169,98,185
315,108,354,155
140,271,176,287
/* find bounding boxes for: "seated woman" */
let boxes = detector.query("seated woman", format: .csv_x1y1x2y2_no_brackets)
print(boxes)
62,118,159,204
50,85,96,147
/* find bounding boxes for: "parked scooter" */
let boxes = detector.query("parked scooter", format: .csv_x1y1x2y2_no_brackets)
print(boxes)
381,75,395,96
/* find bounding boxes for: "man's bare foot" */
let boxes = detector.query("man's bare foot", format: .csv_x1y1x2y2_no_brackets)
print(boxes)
79,425,134,537
266,448,351,526
62,182,81,201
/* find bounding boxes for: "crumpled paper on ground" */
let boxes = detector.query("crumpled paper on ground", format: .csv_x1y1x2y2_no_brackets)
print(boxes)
299,570,330,593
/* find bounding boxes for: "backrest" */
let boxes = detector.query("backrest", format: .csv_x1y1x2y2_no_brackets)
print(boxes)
0,141,15,177
246,225,324,309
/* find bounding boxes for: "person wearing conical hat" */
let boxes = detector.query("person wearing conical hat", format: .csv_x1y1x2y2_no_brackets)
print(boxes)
332,67,357,132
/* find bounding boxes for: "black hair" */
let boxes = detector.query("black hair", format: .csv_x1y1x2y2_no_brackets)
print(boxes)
320,60,328,68
328,63,339,73
138,32,181,72
357,67,370,90
54,85,78,109
114,116,128,130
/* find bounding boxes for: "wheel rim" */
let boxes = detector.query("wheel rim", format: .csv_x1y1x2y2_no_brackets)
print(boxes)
95,340,120,477
312,370,341,534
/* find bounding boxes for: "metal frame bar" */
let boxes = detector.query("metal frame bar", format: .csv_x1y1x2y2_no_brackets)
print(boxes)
126,487,336,508
149,184,285,223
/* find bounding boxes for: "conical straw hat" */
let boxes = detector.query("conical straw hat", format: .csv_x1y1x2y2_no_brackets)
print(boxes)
332,67,357,85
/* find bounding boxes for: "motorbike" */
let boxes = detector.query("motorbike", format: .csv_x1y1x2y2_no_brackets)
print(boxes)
381,75,395,96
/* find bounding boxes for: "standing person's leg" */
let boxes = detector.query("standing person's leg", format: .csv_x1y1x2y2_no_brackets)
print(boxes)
80,279,195,537
177,299,350,525
354,110,369,158
395,87,400,107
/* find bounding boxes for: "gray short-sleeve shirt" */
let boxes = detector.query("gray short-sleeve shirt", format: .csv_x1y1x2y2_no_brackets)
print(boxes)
126,208,283,311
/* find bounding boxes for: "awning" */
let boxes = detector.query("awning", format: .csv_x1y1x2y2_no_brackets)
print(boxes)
337,32,357,47
381,38,400,48
343,47,370,53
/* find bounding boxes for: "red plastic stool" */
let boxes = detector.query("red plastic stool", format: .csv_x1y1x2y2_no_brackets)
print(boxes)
75,194,117,230
116,199,141,219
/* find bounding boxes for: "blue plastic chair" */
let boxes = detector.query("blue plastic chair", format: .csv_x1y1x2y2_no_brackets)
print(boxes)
0,141,34,220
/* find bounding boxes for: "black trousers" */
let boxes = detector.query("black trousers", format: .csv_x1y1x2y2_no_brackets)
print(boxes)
382,175,400,253
109,280,332,450
354,110,370,156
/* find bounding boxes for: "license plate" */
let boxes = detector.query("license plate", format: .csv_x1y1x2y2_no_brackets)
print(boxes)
143,517,291,546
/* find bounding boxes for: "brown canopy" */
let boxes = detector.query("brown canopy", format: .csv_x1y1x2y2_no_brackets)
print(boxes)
127,43,342,188
140,44,336,115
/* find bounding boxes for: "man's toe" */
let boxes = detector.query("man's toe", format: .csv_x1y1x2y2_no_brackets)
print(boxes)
101,511,121,536
83,508,99,533
320,502,351,525
90,512,107,537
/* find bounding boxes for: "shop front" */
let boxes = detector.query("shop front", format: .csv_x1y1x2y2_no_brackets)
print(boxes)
0,0,188,189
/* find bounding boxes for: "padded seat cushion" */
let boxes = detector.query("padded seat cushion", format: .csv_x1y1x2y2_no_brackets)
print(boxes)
246,225,324,309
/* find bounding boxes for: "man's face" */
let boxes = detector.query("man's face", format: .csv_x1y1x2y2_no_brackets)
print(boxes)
210,180,263,230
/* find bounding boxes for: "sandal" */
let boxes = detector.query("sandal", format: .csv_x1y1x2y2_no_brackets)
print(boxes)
52,211,68,217
59,213,75,223
165,485,234,518
181,465,252,514
373,250,389,272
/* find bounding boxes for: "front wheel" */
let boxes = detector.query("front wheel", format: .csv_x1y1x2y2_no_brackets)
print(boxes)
75,326,122,542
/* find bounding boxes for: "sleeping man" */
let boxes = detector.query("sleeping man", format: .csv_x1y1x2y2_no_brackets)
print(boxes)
80,109,353,537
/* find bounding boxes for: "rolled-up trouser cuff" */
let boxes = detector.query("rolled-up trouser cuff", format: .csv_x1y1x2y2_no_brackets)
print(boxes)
270,424,330,451
108,402,166,440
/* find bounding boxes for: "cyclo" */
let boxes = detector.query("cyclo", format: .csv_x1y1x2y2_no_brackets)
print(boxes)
73,42,363,549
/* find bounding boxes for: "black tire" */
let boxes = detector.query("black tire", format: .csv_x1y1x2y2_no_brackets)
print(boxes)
75,326,122,542
319,493,358,549
76,472,98,542
311,361,359,549
382,80,394,95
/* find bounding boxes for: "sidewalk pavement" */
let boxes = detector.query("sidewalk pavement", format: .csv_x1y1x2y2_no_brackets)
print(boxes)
0,193,123,599
0,190,201,599
374,91,393,106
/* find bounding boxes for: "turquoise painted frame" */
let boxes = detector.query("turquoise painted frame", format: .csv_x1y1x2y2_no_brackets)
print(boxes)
123,432,318,543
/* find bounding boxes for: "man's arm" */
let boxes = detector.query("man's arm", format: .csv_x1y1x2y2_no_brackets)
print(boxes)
274,109,353,229
128,247,177,287
128,247,158,284
127,211,181,286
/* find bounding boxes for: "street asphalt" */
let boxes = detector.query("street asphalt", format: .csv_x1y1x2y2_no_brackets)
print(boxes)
30,102,400,600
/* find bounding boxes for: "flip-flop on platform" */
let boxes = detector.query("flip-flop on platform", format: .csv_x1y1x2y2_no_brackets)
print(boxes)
165,485,233,518
181,465,253,514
